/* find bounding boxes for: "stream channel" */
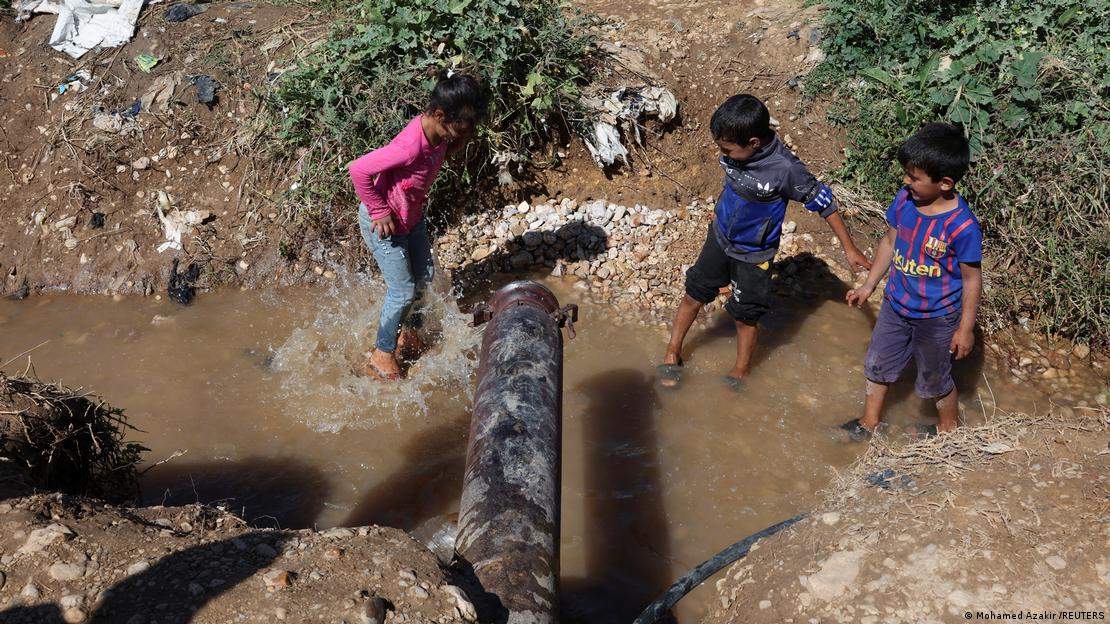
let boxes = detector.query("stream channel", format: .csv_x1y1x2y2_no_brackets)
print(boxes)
0,271,1058,622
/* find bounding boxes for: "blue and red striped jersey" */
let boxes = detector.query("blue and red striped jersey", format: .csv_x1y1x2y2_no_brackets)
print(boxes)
884,188,982,319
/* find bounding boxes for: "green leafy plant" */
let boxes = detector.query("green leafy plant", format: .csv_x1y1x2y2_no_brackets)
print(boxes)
261,0,598,233
808,0,1110,347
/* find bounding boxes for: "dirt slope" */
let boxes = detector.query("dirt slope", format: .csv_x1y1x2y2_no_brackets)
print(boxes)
701,409,1110,624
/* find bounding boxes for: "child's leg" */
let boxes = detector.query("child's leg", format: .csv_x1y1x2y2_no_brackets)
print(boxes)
728,321,758,379
663,224,731,366
860,380,890,430
664,295,704,365
723,260,771,380
359,208,416,375
935,389,958,432
858,303,914,430
397,220,435,356
912,311,961,430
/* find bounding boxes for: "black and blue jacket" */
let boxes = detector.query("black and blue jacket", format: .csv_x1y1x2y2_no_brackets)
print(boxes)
713,135,837,263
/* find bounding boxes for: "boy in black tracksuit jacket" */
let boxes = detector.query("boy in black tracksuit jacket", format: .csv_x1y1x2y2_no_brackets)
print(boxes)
657,94,872,389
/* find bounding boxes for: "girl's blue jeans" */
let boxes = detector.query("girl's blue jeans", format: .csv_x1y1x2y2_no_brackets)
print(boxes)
358,206,434,353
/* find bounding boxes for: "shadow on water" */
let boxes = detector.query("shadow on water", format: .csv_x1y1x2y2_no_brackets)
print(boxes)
561,369,676,624
0,531,288,623
343,411,470,531
140,457,332,529
683,252,868,368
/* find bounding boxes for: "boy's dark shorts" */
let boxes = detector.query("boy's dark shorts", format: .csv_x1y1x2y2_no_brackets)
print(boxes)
685,223,772,325
865,302,960,398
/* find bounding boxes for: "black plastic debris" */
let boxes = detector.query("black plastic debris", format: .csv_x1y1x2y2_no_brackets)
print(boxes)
121,100,141,119
786,29,800,40
865,468,916,491
194,75,220,108
165,3,205,22
167,258,201,305
6,280,30,301
90,212,106,229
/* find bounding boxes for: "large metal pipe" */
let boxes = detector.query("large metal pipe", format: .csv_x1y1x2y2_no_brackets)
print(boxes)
455,281,576,624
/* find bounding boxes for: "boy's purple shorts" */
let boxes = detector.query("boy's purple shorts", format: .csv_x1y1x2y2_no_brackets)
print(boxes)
864,302,960,398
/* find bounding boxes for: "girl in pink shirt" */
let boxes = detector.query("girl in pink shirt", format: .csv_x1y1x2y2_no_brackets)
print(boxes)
350,74,487,381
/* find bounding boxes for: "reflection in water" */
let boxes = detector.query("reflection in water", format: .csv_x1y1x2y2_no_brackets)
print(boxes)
0,262,1064,621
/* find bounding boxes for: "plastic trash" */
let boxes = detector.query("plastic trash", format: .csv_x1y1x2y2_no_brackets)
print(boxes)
21,0,150,59
164,3,205,22
135,54,159,73
583,122,629,168
141,72,183,112
90,212,106,229
193,75,220,107
155,191,211,253
580,85,677,168
121,100,141,119
57,69,92,94
167,258,201,305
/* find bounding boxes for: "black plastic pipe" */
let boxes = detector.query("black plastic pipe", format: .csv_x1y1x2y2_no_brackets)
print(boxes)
632,513,810,624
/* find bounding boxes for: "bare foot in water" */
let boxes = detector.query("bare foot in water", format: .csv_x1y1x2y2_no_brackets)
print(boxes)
364,348,402,381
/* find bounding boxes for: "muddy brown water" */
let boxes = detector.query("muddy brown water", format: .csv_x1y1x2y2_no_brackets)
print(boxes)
0,272,1057,622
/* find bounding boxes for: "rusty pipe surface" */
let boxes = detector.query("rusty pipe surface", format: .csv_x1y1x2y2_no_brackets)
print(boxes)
456,281,576,624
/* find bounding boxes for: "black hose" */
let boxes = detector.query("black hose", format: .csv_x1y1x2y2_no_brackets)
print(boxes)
631,513,810,624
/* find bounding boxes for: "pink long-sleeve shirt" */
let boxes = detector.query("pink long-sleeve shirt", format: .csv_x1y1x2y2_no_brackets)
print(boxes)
348,115,448,235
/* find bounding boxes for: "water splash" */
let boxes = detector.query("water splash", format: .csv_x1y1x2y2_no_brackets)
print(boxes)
270,267,480,432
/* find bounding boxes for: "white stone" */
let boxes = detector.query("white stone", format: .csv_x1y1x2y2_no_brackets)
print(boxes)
820,512,840,525
49,562,86,581
60,595,83,609
759,600,772,609
19,524,74,554
806,550,861,601
127,561,150,575
1045,555,1066,570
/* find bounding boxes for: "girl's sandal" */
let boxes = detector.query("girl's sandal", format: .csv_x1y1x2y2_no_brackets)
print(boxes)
363,361,403,382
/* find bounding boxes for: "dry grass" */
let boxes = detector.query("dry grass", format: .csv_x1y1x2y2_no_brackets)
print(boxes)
824,405,1110,503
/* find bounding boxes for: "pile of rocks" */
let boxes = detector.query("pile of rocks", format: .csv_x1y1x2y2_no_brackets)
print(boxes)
437,197,712,319
436,196,866,324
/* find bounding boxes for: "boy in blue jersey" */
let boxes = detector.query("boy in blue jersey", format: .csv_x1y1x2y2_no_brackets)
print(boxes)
842,123,983,438
658,94,872,388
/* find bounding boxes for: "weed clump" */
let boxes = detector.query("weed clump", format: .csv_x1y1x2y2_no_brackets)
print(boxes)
808,0,1109,348
263,0,599,233
0,374,146,502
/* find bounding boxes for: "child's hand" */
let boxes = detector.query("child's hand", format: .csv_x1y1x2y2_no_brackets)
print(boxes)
950,325,975,360
845,285,873,308
372,215,395,238
845,247,872,273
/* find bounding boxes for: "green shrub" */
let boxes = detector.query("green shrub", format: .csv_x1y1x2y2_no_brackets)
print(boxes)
809,0,1110,347
263,0,597,231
